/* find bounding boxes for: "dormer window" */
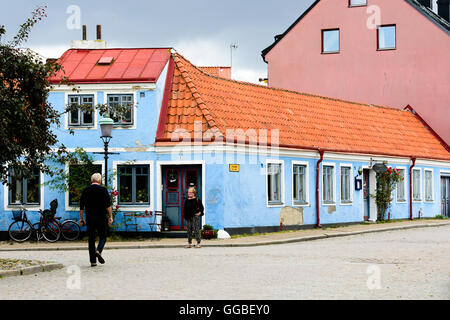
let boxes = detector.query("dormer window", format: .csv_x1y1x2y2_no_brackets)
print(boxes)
349,0,367,6
98,56,114,65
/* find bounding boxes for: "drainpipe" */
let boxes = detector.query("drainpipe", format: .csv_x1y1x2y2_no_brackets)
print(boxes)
409,157,416,220
316,149,324,228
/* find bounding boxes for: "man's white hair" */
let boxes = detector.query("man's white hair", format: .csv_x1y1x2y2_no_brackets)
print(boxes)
91,173,102,183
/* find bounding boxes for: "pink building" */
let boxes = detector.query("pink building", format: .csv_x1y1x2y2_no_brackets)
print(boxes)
262,0,450,146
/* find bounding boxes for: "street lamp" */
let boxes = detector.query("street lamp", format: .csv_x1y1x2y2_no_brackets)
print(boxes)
94,117,119,188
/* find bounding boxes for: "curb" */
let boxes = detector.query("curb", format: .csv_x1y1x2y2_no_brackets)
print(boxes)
0,222,449,252
0,263,64,278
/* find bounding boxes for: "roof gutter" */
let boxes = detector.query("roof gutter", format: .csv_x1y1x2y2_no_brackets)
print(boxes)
409,157,417,220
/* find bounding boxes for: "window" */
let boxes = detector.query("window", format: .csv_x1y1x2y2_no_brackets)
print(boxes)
378,25,396,50
68,95,94,127
293,164,307,204
349,0,367,6
322,29,340,53
267,163,282,204
8,167,40,205
340,166,352,203
424,170,433,201
396,169,406,201
323,165,335,204
413,169,421,201
118,165,150,205
68,164,102,206
106,94,134,125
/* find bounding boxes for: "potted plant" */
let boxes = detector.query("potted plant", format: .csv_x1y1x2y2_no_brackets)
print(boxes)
201,224,215,240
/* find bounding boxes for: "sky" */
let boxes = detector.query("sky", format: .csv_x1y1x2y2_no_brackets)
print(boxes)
0,0,315,83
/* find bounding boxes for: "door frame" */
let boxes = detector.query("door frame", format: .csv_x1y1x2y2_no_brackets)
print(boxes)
157,161,206,227
361,165,377,222
441,171,450,217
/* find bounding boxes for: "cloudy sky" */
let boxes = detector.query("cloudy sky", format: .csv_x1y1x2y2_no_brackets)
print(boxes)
1,0,315,83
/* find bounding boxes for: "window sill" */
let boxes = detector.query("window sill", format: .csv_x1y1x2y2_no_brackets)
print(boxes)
6,205,41,211
321,51,340,55
340,201,353,206
322,202,336,206
267,202,284,207
396,200,407,203
377,48,396,51
293,202,309,207
348,5,367,8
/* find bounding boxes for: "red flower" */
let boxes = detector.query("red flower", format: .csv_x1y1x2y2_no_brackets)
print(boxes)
116,205,119,209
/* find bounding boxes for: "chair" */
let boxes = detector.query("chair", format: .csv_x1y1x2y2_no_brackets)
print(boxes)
148,211,164,240
123,212,138,232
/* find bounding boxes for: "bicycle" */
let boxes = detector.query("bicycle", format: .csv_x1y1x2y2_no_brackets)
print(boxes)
8,206,61,243
41,199,81,241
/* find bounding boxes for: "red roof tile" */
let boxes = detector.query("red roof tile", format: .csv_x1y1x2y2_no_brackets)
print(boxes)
157,53,450,161
49,48,171,84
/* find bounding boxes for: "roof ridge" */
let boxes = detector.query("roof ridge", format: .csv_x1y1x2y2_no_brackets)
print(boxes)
172,54,224,136
174,52,408,114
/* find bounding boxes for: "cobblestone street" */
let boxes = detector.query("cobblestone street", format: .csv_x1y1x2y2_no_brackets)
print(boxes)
1,225,449,300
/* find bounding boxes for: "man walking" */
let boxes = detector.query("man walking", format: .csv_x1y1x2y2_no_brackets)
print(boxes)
79,173,113,267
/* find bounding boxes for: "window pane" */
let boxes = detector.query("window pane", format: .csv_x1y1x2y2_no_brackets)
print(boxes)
342,167,351,202
397,169,405,201
268,164,281,202
26,169,40,204
413,170,420,200
425,171,432,200
323,30,340,53
294,165,306,203
378,26,396,49
70,110,79,125
136,175,149,203
9,168,23,204
323,166,334,202
350,0,367,6
119,167,133,203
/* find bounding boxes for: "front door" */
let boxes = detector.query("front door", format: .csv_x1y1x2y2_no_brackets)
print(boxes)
162,165,202,230
363,169,370,221
441,176,450,217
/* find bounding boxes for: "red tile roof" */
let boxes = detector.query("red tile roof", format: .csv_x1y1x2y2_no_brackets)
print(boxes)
49,48,171,84
156,53,450,161
198,66,231,79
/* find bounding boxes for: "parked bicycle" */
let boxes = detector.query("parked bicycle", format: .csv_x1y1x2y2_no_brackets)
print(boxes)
43,199,81,241
8,205,61,243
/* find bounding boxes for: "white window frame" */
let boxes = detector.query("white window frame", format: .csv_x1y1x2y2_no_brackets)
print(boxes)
412,168,422,202
292,161,309,207
105,92,137,129
112,160,154,212
3,165,44,211
266,159,285,207
395,166,407,203
67,94,96,128
64,91,98,130
322,162,336,206
64,161,105,211
424,168,434,202
340,164,353,205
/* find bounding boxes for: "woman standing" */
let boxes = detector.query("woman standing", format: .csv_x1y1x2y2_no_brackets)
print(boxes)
183,187,204,248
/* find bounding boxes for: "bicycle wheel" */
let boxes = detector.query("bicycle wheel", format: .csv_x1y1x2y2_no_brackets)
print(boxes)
8,220,33,242
40,219,61,242
61,220,81,241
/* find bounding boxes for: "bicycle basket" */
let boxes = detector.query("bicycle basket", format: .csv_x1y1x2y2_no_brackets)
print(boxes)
12,210,23,221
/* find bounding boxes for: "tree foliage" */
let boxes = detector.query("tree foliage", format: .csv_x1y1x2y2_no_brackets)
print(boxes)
0,6,64,185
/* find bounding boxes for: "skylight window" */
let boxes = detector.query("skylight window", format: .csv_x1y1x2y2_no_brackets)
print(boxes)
98,56,114,65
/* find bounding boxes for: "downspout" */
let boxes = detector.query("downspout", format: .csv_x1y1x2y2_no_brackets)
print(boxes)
409,157,416,220
316,149,324,228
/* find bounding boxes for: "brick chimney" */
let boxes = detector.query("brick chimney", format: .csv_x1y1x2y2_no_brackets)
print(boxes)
71,25,107,49
437,0,450,22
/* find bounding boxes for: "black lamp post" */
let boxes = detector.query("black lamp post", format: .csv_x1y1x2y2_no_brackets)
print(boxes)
94,117,119,188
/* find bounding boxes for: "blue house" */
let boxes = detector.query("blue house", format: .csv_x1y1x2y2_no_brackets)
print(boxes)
1,43,449,235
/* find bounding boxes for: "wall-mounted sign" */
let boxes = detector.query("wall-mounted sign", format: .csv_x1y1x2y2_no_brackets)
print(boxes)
229,164,240,172
355,177,362,191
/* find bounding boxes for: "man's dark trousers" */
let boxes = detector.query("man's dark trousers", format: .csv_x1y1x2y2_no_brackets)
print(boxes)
87,215,108,264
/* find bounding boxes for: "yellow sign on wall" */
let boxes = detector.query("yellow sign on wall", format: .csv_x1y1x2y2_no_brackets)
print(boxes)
229,164,240,172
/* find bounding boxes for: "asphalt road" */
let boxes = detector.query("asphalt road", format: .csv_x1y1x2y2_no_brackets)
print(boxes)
1,225,449,300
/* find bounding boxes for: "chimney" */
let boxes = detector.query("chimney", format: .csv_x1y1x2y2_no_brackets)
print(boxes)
70,25,107,49
437,0,450,22
96,25,102,40
418,0,432,9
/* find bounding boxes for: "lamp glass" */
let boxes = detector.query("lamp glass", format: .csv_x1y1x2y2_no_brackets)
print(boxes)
99,117,114,137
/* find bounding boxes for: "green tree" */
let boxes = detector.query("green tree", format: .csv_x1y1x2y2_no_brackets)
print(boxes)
0,6,64,185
